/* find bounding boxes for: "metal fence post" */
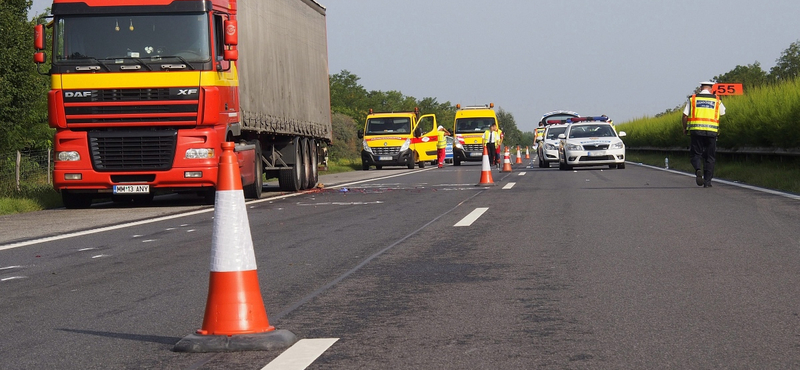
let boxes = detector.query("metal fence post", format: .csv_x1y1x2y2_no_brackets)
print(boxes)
16,150,21,191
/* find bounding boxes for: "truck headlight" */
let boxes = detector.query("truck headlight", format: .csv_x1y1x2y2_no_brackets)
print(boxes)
566,143,582,151
611,142,624,149
454,141,464,149
185,148,215,159
399,139,411,152
362,140,374,154
56,151,80,161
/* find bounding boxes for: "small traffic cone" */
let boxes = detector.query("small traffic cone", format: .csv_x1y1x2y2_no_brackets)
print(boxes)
525,146,530,159
476,145,495,186
515,146,523,164
174,142,297,353
502,146,513,172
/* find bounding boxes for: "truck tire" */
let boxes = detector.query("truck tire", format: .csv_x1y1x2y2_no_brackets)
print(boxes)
278,137,302,191
362,161,369,170
407,154,415,169
300,138,310,190
62,191,92,209
243,141,263,199
307,139,318,188
454,159,461,166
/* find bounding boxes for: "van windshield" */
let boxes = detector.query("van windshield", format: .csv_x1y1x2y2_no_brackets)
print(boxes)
455,118,495,133
366,118,411,134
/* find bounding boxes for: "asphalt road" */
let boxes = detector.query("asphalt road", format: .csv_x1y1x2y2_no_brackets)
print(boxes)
1,159,799,369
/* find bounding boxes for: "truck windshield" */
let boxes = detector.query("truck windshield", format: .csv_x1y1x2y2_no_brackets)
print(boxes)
456,118,495,134
366,118,411,134
54,13,210,63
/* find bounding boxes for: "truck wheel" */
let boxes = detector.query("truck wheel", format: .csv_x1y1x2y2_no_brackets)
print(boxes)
307,139,318,188
454,159,461,166
278,137,302,191
362,161,369,170
243,141,263,199
300,138,310,190
62,191,92,209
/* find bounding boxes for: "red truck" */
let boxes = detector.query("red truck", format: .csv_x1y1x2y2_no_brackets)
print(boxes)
33,0,332,208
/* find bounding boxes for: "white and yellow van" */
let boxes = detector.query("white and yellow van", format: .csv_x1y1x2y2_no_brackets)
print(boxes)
358,108,438,170
451,103,498,166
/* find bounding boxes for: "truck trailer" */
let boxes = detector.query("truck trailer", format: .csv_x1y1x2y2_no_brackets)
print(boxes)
33,0,332,208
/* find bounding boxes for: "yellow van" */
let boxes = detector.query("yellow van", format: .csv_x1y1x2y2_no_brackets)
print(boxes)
359,108,438,170
451,103,498,166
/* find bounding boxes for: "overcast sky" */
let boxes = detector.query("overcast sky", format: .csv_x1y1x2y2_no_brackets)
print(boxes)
30,0,800,132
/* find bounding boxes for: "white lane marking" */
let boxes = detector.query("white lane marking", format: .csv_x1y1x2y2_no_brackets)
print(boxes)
78,247,96,251
454,207,489,227
0,168,435,251
261,338,339,370
1,276,27,282
0,265,23,271
517,172,526,176
502,182,516,190
91,254,109,259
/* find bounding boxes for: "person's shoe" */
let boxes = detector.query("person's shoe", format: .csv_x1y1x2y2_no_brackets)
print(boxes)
438,165,443,168
695,169,704,186
704,182,712,188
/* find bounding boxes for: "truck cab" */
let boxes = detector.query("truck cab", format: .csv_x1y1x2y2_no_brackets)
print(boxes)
358,108,438,170
451,103,498,166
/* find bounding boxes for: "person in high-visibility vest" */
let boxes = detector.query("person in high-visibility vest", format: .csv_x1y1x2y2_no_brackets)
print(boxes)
682,81,726,188
496,128,504,168
436,125,451,168
483,122,500,169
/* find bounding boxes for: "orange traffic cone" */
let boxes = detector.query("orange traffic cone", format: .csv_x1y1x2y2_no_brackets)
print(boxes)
476,145,495,186
502,146,513,172
525,146,530,159
515,146,523,164
174,142,297,353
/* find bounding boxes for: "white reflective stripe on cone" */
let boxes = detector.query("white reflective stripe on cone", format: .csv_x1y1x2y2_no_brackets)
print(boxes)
211,190,257,272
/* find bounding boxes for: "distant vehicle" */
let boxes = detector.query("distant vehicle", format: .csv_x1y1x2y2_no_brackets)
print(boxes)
358,108,438,170
537,124,569,168
534,110,578,150
557,116,626,170
451,103,498,166
445,136,454,164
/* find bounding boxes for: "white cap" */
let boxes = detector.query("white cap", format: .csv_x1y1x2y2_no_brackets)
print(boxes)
700,81,715,86
438,125,444,130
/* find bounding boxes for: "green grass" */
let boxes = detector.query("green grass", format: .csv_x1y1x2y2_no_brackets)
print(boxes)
627,150,800,194
324,158,362,174
0,184,62,215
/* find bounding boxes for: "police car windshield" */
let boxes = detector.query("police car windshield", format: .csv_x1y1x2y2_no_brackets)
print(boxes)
568,124,616,138
545,126,567,140
366,118,411,134
456,118,495,133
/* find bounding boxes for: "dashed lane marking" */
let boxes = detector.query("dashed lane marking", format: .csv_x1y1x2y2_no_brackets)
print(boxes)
261,338,339,370
502,182,516,189
454,207,489,227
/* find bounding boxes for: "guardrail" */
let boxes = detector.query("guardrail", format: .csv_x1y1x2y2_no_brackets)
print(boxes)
629,147,800,158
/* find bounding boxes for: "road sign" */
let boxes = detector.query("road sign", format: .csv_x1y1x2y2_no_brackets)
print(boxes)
712,83,744,95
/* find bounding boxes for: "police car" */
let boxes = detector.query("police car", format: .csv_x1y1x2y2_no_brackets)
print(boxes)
537,124,569,168
557,116,626,170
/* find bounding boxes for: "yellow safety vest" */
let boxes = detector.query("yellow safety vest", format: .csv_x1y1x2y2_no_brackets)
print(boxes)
483,130,499,145
535,127,545,140
687,94,721,134
437,131,447,149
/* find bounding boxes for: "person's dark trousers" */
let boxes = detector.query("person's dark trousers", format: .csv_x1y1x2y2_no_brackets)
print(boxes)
486,143,497,167
690,133,717,184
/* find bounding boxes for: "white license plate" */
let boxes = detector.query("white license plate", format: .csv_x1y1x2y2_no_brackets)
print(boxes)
113,185,150,194
587,151,606,157
470,152,482,157
378,156,392,161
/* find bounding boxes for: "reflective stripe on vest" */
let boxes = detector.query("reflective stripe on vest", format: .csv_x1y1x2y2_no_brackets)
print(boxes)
687,94,720,133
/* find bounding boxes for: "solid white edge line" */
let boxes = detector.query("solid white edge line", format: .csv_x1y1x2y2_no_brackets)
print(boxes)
0,169,436,251
502,182,516,189
261,338,339,370
454,207,489,227
631,162,800,201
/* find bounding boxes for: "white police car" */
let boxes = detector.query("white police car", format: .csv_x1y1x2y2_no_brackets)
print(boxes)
537,124,569,168
557,117,626,170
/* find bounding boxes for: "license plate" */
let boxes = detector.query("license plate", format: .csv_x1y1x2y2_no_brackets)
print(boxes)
587,151,606,157
470,152,482,157
113,185,150,194
378,156,392,161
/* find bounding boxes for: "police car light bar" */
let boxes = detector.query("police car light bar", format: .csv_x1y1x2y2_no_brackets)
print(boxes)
567,116,609,123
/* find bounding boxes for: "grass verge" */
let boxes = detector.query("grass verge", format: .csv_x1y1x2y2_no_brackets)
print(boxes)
0,184,63,216
627,150,800,194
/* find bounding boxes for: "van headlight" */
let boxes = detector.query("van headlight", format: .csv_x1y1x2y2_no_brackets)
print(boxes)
399,139,411,152
362,140,374,154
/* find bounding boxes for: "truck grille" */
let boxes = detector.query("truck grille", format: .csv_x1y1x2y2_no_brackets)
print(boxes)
373,146,401,155
88,130,177,171
63,88,199,125
464,144,484,152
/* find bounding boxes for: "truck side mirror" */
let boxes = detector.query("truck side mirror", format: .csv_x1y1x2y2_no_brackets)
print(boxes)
34,24,45,64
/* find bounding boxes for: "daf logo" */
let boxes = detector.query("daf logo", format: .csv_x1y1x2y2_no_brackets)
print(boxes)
383,142,388,146
65,91,92,98
177,89,198,96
